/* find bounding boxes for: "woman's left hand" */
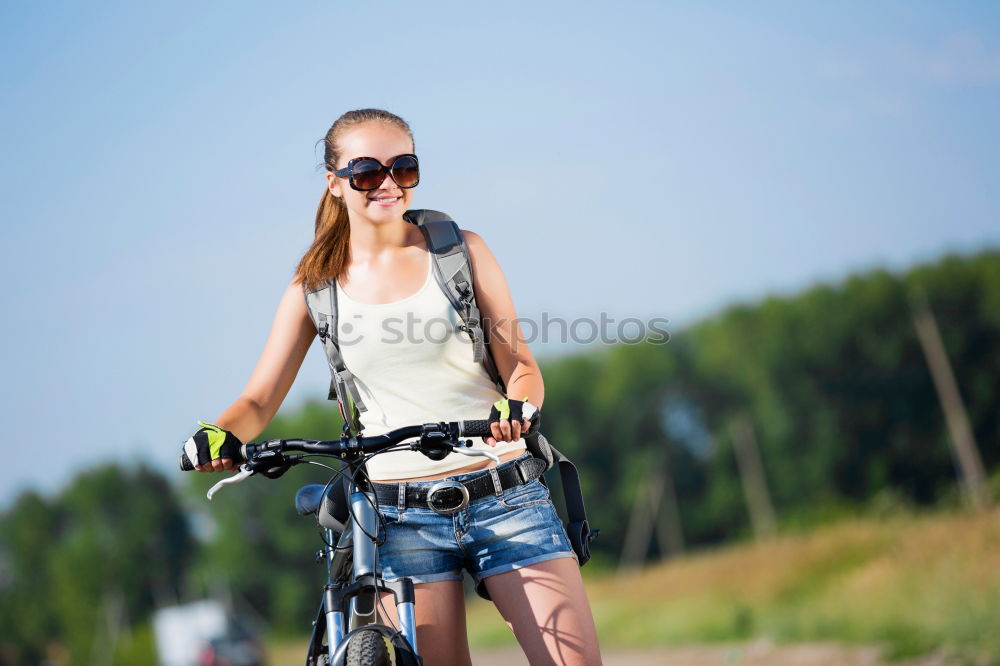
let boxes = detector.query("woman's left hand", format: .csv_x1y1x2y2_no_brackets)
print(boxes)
485,397,539,446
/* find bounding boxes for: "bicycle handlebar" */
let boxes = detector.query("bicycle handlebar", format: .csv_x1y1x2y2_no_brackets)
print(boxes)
179,419,493,472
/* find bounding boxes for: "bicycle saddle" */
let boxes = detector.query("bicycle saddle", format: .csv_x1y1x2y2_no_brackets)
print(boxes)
295,483,348,533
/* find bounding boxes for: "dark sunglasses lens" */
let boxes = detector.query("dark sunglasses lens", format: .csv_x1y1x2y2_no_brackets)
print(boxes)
390,156,419,188
351,159,387,190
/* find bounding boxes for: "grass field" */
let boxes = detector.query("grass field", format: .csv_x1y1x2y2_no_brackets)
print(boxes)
465,506,1000,661
268,506,1000,664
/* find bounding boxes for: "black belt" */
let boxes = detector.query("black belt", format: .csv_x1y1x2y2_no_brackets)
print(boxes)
372,456,548,513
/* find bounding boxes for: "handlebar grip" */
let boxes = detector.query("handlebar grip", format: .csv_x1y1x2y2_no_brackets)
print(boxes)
459,419,492,437
180,454,195,471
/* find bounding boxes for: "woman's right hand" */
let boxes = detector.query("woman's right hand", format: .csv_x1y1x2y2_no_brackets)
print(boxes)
182,421,243,472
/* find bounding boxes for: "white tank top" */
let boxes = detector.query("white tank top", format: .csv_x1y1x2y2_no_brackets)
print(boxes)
335,250,524,480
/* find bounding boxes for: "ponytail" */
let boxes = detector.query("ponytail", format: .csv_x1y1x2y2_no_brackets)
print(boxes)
294,187,351,291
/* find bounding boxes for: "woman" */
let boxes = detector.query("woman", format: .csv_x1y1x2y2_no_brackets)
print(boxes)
189,108,602,665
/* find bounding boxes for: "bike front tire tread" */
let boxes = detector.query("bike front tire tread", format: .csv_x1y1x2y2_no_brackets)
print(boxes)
345,629,392,666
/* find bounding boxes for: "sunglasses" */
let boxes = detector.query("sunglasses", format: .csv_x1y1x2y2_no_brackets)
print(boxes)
332,153,420,191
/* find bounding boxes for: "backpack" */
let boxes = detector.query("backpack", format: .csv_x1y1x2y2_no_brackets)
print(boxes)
302,209,595,566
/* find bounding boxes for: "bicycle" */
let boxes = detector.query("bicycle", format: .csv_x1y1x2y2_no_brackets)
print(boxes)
181,418,497,666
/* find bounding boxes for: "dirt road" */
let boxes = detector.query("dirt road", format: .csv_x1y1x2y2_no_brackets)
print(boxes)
470,641,952,666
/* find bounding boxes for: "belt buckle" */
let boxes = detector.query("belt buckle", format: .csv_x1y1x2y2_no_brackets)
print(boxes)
426,480,469,515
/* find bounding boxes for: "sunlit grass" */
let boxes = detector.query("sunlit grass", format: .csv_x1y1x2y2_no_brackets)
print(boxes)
467,507,1000,660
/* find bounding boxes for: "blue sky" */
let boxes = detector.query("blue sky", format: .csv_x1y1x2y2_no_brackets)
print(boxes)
2,1,998,504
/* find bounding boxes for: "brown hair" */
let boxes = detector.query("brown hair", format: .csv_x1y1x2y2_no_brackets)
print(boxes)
295,108,415,291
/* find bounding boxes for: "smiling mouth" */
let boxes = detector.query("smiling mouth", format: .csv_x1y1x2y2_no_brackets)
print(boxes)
369,196,400,205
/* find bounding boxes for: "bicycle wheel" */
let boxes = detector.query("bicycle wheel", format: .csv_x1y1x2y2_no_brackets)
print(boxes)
345,629,391,666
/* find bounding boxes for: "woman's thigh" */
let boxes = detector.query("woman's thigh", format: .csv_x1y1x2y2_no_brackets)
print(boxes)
379,579,472,666
484,557,603,666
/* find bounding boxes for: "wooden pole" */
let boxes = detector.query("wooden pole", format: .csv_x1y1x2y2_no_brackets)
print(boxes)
910,291,991,510
653,452,686,557
91,591,125,666
619,451,686,572
619,470,654,570
730,414,777,540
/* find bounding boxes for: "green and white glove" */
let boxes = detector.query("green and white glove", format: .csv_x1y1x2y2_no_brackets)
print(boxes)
182,421,242,468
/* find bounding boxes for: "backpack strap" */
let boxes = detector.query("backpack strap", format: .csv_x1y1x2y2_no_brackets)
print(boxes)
303,281,366,435
403,209,506,396
548,440,595,566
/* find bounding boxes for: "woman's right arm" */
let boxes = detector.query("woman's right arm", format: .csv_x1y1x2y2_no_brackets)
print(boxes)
198,279,315,471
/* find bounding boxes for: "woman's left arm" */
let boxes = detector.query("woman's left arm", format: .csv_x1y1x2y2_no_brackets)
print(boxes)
463,229,545,416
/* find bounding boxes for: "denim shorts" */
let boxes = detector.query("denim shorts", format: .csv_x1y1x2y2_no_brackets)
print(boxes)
374,453,577,597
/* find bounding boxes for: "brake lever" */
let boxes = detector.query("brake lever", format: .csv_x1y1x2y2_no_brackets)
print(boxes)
450,446,501,465
207,465,254,500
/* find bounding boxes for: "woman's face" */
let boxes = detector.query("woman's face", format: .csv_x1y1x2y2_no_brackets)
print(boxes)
327,122,416,225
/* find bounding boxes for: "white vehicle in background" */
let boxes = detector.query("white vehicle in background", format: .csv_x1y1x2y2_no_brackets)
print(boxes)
152,599,262,666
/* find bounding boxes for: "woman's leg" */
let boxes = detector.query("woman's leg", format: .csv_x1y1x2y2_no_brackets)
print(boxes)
379,579,473,666
484,557,602,665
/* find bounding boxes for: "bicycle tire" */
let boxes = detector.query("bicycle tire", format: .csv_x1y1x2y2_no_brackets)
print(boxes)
345,629,391,666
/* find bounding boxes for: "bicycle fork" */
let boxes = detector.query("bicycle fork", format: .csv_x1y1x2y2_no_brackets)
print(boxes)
319,491,419,661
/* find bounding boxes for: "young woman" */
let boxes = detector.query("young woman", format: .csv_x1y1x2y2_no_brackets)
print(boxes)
188,108,602,665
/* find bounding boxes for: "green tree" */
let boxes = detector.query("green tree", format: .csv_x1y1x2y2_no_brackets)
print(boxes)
0,465,194,665
0,491,60,664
